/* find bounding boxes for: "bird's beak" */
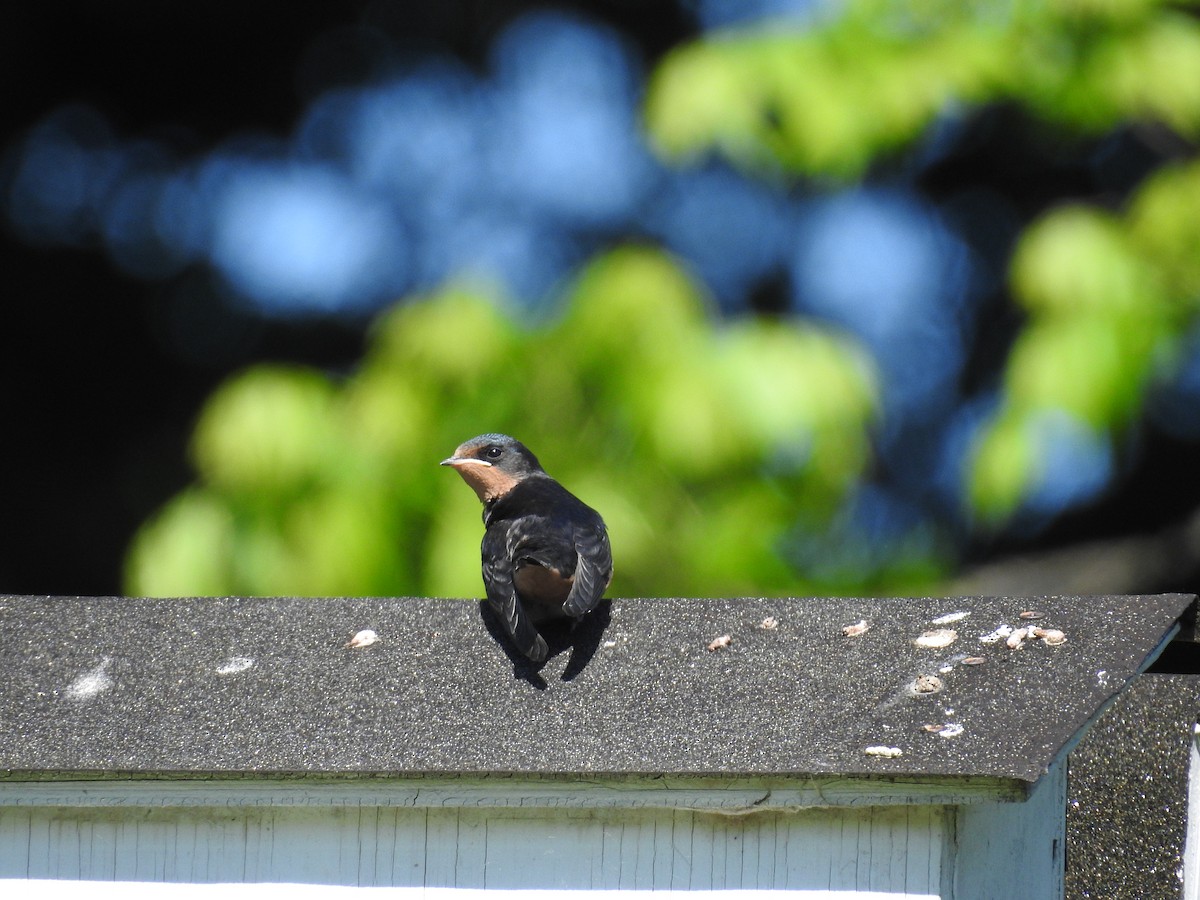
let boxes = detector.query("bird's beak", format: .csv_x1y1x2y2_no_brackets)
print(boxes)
440,456,492,468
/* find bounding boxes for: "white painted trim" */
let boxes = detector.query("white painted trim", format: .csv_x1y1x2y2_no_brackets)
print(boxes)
949,762,1066,900
0,884,940,899
0,774,1023,811
1183,727,1200,900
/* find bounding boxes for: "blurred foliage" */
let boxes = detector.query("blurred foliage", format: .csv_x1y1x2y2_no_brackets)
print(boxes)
126,248,877,597
971,159,1200,519
129,0,1200,597
647,0,1200,178
648,0,1200,526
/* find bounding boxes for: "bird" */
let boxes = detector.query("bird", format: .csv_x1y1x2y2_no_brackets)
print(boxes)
440,433,613,662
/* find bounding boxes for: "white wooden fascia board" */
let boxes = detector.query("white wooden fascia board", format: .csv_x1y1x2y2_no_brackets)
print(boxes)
0,886,944,900
0,773,1026,810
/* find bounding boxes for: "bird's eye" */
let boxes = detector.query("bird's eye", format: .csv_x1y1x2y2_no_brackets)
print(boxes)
484,446,503,460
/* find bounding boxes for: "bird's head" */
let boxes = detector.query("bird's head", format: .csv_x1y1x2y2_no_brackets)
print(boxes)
440,433,545,502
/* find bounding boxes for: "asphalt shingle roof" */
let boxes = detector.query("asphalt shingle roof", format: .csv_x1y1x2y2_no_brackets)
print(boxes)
0,593,1190,789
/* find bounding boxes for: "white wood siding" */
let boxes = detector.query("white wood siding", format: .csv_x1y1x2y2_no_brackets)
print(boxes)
0,803,945,895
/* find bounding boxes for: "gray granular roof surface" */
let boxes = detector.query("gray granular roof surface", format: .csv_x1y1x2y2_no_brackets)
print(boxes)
1067,673,1200,900
0,594,1189,786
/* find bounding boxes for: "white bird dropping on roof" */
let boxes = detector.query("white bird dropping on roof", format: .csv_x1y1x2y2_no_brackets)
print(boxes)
864,745,903,758
346,629,379,648
979,624,1013,644
1007,627,1031,649
216,656,255,675
1035,627,1067,646
915,629,958,649
931,611,969,625
64,657,113,701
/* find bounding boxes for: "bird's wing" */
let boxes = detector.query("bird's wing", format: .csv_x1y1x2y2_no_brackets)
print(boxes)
562,522,613,618
482,527,548,662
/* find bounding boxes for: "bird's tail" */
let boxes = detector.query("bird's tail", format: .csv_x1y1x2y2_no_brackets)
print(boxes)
513,618,549,663
502,599,548,663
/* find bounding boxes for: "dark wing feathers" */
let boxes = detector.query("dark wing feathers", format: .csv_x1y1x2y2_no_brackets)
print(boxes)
479,476,611,662
506,512,613,618
481,528,548,662
504,516,563,568
562,521,612,617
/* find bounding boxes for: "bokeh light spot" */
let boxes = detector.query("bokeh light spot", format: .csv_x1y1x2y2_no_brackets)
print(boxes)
209,162,410,314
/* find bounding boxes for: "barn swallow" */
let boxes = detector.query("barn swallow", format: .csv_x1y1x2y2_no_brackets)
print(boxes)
441,434,613,662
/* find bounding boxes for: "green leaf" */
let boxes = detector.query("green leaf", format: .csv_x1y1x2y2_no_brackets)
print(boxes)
191,367,337,496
